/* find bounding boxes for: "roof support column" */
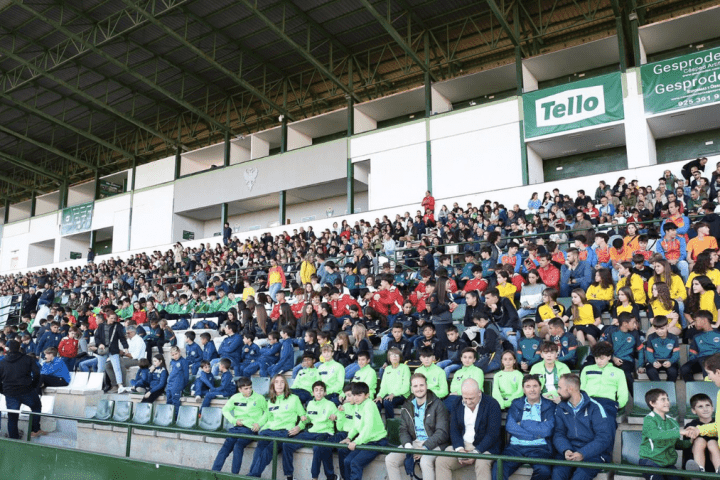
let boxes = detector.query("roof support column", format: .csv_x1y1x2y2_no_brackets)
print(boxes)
281,80,288,154
3,199,9,224
221,203,229,229
424,32,432,195
279,190,286,226
93,170,101,201
174,147,182,180
30,191,36,217
58,181,68,210
224,131,231,167
346,58,355,218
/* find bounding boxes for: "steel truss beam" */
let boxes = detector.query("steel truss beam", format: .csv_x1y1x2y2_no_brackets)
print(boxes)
237,0,361,103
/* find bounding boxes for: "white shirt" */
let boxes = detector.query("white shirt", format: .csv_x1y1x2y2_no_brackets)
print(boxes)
126,334,146,360
461,403,480,447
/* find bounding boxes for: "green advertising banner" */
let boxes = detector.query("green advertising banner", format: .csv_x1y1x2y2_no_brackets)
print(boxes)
523,73,625,138
642,47,720,114
61,202,93,236
99,179,123,198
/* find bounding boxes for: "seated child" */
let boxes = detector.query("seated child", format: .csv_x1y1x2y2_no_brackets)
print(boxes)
639,388,692,479
414,347,448,399
185,331,203,375
39,347,71,393
212,377,266,475
491,350,523,409
685,393,720,474
580,341,629,419
436,325,468,377
338,382,388,480
193,360,214,400
447,347,485,411
129,357,151,393
141,354,168,404
548,317,577,369
245,331,280,377
516,318,541,373
200,332,219,366
641,316,680,382
238,332,261,374
350,351,378,397
529,341,570,403
200,358,236,409
284,380,339,480
291,353,321,405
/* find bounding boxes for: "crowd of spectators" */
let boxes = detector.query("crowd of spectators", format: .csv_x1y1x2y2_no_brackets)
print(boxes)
0,158,719,477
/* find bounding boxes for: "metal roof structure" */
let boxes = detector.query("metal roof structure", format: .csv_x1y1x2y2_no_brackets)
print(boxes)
0,0,714,203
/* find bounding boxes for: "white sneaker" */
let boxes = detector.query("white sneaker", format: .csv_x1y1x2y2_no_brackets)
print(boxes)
686,459,703,480
195,395,202,403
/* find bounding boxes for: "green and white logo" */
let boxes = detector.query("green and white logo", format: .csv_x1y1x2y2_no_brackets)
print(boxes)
523,73,624,139
536,85,605,127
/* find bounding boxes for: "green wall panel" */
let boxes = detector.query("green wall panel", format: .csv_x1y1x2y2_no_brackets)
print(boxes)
655,127,720,165
543,146,628,182
0,439,239,480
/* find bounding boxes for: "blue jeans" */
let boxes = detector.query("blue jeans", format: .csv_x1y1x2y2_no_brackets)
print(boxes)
492,444,552,480
517,307,537,319
475,355,501,373
268,283,282,303
212,426,255,474
282,431,330,477
500,327,518,350
344,362,360,380
6,391,42,439
248,429,290,477
376,395,405,419
316,432,347,477
291,388,312,405
436,360,461,378
638,458,682,480
79,354,107,373
340,438,389,480
551,453,607,480
378,333,394,351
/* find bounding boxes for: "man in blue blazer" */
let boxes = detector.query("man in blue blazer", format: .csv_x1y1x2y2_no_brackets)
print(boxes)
435,378,501,480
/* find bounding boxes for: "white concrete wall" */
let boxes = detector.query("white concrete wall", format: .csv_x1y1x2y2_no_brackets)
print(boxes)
135,155,175,190
67,181,95,207
173,214,206,243
27,242,54,268
57,233,90,263
130,185,174,250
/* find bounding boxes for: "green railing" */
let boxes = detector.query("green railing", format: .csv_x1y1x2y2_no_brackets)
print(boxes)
12,409,719,480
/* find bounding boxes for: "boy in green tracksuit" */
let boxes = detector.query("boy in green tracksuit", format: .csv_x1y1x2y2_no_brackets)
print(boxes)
639,387,692,478
446,347,485,410
318,344,345,405
247,375,306,478
580,341,629,418
351,351,377,396
375,347,411,419
529,340,570,403
285,381,339,480
116,298,134,320
291,353,321,405
415,347,448,399
339,382,389,480
212,377,268,474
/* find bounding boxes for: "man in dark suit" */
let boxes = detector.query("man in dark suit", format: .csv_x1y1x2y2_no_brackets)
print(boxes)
435,378,501,480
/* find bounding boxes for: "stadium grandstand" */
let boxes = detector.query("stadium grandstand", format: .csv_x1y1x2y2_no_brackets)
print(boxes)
1,0,720,479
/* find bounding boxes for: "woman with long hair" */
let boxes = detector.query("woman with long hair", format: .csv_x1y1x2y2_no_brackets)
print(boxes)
685,275,718,330
609,287,641,326
648,282,682,336
586,268,614,313
344,323,372,380
247,375,306,478
517,269,544,319
686,251,720,293
649,258,687,322
569,288,601,346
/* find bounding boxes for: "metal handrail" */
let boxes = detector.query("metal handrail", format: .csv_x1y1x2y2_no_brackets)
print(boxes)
10,409,717,480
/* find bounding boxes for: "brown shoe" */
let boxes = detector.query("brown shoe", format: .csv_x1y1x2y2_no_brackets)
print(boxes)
30,431,45,438
107,385,119,394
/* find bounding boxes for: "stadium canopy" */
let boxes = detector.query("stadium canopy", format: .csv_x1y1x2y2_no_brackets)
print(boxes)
0,0,708,203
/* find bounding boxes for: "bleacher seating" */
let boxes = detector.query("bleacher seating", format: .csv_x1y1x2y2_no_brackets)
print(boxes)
685,381,720,420
629,381,677,424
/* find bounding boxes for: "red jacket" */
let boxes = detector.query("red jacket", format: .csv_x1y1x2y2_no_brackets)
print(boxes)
132,310,147,325
58,337,78,358
538,264,560,289
290,301,305,319
463,278,488,295
422,195,435,213
331,294,362,318
376,286,403,315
